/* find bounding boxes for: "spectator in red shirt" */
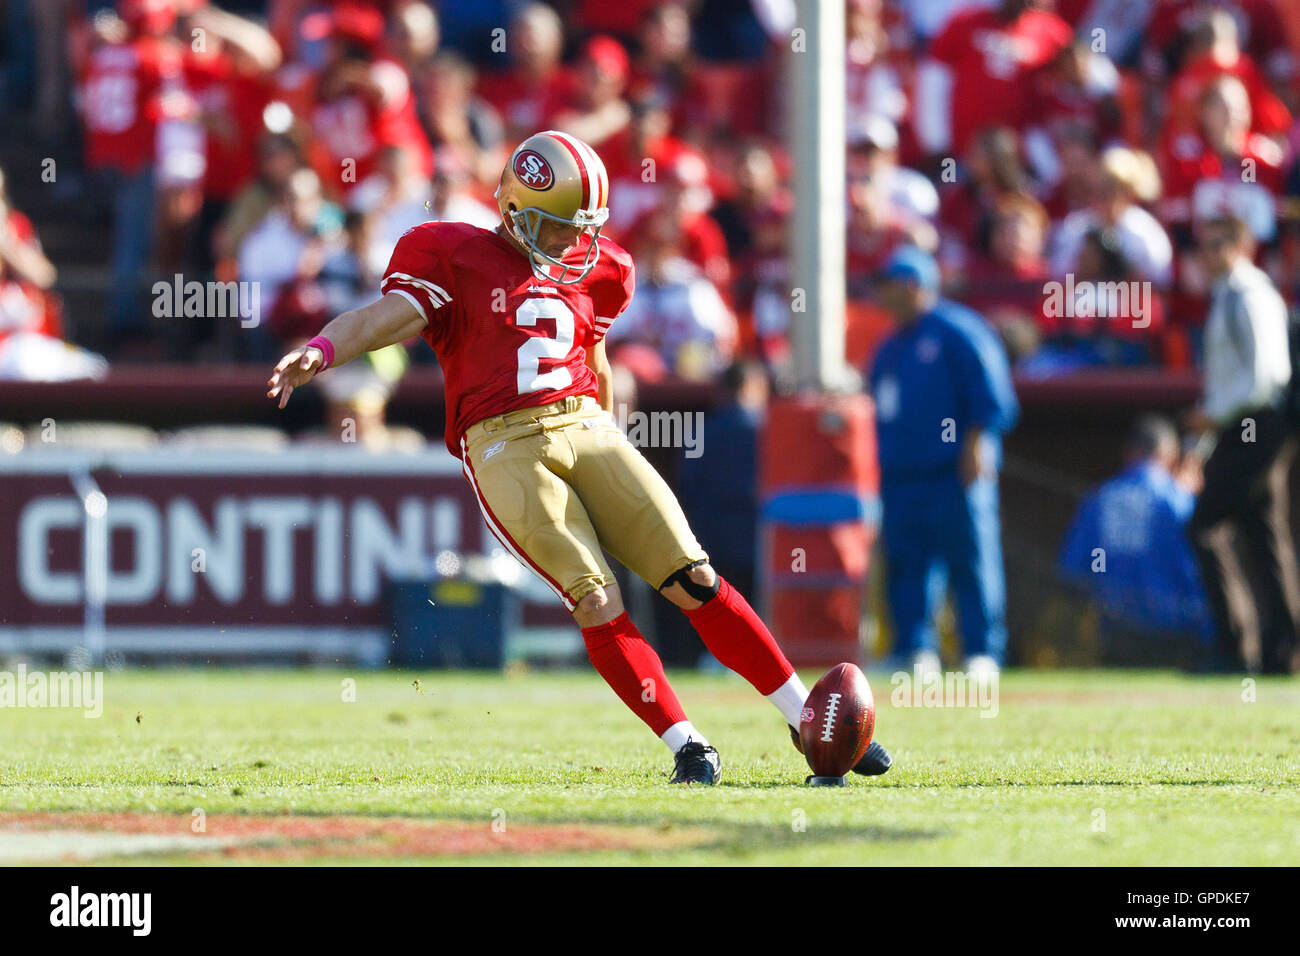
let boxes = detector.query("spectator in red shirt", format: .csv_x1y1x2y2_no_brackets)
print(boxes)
915,0,1073,161
1022,42,1123,190
77,0,185,346
606,206,738,382
0,168,57,298
1146,0,1294,85
0,165,58,342
938,126,1036,266
602,90,696,234
709,141,791,352
415,51,505,191
0,166,107,380
1160,74,1284,242
627,152,730,293
949,192,1053,336
1162,9,1291,143
552,36,633,151
846,0,912,162
476,2,576,143
627,2,695,113
269,0,394,68
1161,75,1284,337
183,6,282,274
846,174,933,295
1039,124,1105,223
308,1,433,199
388,1,440,80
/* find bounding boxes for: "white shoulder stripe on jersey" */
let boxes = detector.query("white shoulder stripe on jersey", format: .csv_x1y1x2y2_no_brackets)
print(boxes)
382,277,446,310
385,271,452,305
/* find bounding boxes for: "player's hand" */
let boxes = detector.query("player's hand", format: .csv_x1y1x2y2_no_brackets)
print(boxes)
267,346,325,409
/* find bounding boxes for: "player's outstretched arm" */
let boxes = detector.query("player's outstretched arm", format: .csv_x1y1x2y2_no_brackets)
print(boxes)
266,292,426,409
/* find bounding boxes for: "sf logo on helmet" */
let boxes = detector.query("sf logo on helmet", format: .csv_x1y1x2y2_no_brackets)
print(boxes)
513,149,554,190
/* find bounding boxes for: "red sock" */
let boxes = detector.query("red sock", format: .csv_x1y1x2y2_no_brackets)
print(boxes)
684,576,794,695
581,612,688,737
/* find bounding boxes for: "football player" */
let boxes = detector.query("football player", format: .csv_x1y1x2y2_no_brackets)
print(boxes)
268,130,892,784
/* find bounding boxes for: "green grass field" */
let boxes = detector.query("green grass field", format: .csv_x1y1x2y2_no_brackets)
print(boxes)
2,667,1298,865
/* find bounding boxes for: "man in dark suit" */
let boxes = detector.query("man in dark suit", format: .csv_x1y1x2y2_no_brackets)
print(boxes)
1186,216,1300,674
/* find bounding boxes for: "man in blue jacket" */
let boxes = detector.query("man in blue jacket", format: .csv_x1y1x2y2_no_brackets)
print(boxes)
869,247,1020,674
1059,415,1211,663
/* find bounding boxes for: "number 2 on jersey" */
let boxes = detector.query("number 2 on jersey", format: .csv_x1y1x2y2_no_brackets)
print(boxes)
515,298,575,395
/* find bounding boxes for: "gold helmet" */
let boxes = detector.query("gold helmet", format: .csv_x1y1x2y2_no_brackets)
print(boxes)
496,130,610,284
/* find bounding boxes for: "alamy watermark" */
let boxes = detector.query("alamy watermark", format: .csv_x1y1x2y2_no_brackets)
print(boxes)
0,665,103,718
598,403,705,459
890,665,998,718
50,886,150,936
152,274,261,328
1043,275,1152,329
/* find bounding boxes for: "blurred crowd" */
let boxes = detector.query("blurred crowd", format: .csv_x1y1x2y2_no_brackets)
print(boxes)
2,0,1300,381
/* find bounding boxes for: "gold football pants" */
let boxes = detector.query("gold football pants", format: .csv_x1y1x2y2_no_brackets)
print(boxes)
461,396,708,611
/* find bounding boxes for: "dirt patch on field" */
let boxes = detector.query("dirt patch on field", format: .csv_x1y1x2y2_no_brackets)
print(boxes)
0,812,708,863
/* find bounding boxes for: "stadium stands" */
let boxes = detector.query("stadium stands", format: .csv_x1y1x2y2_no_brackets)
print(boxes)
3,0,1296,381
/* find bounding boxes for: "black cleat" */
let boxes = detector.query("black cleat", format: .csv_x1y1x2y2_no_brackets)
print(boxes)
789,726,892,776
670,740,721,785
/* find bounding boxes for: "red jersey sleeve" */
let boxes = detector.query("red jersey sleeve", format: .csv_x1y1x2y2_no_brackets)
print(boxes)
586,238,636,344
380,222,458,336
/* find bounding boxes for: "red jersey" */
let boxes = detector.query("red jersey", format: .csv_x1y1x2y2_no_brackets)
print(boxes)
928,7,1072,155
0,210,50,339
185,51,270,200
477,66,579,138
601,132,699,232
380,222,635,457
1159,130,1284,226
622,207,730,290
1165,51,1291,139
79,36,184,173
312,58,433,194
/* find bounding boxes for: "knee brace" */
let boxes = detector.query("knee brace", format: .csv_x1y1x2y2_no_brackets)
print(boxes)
659,560,720,603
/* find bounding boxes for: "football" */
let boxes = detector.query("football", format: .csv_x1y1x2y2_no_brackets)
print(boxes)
799,663,876,778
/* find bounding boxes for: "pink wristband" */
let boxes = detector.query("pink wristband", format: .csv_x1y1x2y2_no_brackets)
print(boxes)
306,335,335,371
